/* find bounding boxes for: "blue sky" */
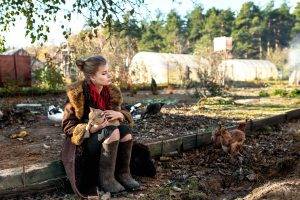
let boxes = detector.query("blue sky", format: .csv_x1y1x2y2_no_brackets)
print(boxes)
2,0,299,48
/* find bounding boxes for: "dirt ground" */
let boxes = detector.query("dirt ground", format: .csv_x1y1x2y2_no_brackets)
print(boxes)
1,88,300,199
0,89,234,170
14,119,300,200
137,119,300,200
1,88,299,170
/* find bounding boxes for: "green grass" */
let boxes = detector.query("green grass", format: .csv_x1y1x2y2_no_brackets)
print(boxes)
0,87,65,97
272,89,288,97
259,90,270,97
289,89,300,98
140,186,172,200
192,83,300,120
194,97,300,120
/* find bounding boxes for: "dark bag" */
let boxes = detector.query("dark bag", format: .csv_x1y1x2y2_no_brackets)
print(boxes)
130,142,156,177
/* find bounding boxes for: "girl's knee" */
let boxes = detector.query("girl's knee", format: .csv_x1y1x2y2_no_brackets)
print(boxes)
120,133,132,142
111,129,120,138
118,125,132,139
103,129,120,144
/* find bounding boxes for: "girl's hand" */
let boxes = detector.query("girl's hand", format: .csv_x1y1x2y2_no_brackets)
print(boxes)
89,118,109,134
103,110,124,122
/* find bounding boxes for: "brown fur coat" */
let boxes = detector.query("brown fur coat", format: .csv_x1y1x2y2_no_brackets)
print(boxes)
61,80,133,199
62,80,133,145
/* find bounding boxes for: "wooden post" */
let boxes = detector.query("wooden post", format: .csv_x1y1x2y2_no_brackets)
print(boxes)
13,54,17,82
0,57,2,86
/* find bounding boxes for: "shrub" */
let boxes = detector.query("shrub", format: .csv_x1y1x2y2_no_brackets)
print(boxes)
259,90,270,97
205,96,234,105
192,49,225,97
2,80,19,94
0,87,65,97
272,89,288,97
289,89,300,98
33,64,65,90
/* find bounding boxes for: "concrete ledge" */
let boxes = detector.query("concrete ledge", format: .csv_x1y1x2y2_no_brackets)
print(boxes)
0,161,67,197
251,114,287,131
197,132,212,146
162,137,182,154
0,178,69,198
182,134,197,151
286,109,300,121
147,141,162,157
0,161,65,188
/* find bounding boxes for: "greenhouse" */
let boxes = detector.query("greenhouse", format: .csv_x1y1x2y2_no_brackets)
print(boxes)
288,38,300,85
129,52,279,85
128,52,207,85
218,59,278,81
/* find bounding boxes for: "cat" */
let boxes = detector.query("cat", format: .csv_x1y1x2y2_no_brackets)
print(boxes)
86,107,120,134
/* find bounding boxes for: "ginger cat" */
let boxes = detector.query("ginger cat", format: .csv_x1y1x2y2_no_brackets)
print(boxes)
87,107,120,132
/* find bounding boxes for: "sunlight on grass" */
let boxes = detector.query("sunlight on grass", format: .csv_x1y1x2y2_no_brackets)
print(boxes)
197,100,299,120
190,84,300,120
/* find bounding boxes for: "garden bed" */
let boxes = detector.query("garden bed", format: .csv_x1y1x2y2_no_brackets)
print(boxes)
3,118,299,200
0,87,299,170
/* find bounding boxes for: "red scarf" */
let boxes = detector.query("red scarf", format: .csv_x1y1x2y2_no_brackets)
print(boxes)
88,82,110,110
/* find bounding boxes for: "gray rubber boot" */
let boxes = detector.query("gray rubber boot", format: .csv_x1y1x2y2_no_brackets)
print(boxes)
99,141,125,193
115,140,140,190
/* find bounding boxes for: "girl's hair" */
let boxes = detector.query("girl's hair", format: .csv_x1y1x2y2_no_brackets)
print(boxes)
75,56,107,78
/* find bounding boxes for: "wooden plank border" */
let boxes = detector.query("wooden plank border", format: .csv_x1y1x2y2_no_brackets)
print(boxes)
182,134,197,151
251,114,287,131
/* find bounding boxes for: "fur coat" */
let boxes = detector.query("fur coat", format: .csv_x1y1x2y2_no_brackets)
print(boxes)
61,80,133,199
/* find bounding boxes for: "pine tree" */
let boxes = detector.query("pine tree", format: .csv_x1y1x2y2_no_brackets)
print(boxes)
202,8,222,40
186,6,205,52
194,8,234,53
219,9,235,36
232,2,263,58
162,10,184,53
138,19,165,52
264,3,295,49
292,2,300,36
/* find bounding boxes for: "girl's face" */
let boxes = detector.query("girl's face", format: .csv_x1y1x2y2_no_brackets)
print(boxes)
91,65,111,87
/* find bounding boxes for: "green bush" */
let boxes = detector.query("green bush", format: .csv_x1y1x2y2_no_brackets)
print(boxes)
33,64,65,90
259,90,270,97
0,87,65,97
130,85,140,95
206,80,223,96
189,80,224,98
272,89,288,97
289,89,300,98
2,80,19,94
205,96,234,105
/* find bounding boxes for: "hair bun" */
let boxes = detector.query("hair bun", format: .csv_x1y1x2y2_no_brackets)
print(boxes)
76,59,85,71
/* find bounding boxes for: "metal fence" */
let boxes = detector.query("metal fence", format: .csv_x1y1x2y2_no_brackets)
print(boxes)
0,55,31,87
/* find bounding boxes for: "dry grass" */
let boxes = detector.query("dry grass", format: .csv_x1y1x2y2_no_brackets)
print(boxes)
243,179,300,200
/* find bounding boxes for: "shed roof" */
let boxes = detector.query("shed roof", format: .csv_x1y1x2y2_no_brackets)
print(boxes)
1,48,29,56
